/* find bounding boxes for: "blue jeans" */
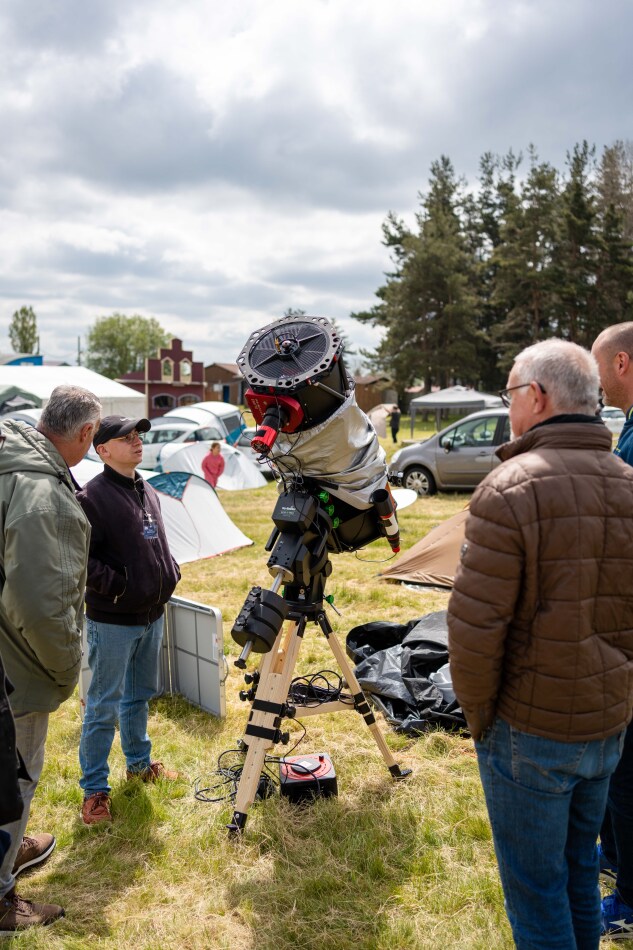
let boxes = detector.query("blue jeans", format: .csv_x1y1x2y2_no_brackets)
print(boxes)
475,717,623,950
79,616,164,797
600,718,633,906
0,711,48,898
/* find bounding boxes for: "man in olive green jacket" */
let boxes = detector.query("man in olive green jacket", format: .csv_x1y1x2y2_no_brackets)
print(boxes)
0,386,101,936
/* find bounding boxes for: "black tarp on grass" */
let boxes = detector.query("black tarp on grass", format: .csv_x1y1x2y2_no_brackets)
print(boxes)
346,610,468,735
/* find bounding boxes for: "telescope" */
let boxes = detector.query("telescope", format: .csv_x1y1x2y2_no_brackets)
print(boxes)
228,315,410,833
238,314,401,555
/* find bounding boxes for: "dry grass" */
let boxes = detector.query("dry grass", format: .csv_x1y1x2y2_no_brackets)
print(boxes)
17,433,615,949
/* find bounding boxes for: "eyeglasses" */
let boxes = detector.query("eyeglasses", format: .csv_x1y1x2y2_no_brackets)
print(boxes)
498,382,547,408
114,430,142,444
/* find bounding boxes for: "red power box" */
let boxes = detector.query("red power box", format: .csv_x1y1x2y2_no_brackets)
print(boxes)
279,753,338,803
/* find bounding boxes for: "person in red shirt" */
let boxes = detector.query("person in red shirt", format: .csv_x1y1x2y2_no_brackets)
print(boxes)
201,442,225,489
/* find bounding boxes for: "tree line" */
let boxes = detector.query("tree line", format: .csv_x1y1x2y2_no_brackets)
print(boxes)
6,309,169,379
352,141,633,396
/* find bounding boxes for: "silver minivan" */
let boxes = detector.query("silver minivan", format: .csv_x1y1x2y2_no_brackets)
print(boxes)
388,408,510,495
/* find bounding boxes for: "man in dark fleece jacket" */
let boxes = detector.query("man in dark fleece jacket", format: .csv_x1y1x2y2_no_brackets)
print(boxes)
77,416,180,826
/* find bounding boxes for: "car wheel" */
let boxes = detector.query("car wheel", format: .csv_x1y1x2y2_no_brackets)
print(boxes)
403,466,436,496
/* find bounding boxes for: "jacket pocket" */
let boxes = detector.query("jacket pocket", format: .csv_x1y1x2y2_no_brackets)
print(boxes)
113,567,128,604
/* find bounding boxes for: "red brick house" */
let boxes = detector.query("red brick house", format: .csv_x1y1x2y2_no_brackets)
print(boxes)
118,338,205,418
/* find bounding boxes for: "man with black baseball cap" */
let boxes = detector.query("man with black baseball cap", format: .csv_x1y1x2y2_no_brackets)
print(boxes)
92,415,151,449
77,416,181,825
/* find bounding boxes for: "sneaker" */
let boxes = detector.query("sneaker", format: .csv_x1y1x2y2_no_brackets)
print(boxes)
599,842,618,886
0,889,64,933
126,761,179,783
601,891,633,940
12,834,56,878
81,792,113,825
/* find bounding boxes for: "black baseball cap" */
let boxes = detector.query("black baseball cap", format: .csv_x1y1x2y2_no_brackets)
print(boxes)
93,415,151,448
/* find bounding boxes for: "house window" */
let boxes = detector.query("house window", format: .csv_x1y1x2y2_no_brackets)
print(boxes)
180,359,192,382
161,358,174,381
179,393,198,406
153,393,176,410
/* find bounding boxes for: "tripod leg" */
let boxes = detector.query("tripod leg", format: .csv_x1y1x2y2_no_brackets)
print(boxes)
319,614,412,780
229,618,307,832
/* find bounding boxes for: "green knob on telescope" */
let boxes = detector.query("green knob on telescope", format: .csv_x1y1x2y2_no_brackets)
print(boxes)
318,490,330,503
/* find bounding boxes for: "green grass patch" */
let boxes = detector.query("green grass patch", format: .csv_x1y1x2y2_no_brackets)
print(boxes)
18,481,518,949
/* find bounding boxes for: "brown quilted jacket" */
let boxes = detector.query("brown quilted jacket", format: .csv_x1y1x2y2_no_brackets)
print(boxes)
448,420,633,742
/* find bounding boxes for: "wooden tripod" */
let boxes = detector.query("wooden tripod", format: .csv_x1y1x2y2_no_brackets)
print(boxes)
228,577,411,833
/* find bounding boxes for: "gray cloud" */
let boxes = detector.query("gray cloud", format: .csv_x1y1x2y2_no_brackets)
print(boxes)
2,0,632,212
0,0,632,370
1,0,133,52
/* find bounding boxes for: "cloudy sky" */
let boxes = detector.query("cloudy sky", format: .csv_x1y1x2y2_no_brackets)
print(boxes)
1,0,631,369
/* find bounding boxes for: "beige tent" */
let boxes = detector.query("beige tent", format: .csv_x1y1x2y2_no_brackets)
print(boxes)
379,508,468,587
367,403,398,439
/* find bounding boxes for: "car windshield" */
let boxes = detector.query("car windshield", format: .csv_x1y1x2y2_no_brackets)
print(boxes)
184,426,223,442
440,416,498,448
142,427,192,444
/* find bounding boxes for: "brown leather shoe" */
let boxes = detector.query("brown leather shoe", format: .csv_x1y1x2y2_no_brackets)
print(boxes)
81,792,113,825
0,889,64,932
126,761,179,783
12,833,56,877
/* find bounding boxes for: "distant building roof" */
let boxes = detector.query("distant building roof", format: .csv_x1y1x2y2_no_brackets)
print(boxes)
206,362,240,375
354,374,391,386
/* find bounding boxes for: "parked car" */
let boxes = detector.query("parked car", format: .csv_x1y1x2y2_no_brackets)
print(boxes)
161,401,245,444
140,421,224,470
388,408,511,496
600,405,626,435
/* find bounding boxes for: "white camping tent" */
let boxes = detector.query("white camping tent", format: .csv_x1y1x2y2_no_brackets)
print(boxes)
409,386,503,432
160,441,266,490
146,472,252,562
0,366,145,417
71,460,252,563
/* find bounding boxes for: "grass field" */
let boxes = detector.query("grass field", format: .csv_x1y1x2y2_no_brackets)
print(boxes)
14,432,620,949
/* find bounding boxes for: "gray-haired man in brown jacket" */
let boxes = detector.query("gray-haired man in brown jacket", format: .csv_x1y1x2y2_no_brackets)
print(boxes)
448,339,633,950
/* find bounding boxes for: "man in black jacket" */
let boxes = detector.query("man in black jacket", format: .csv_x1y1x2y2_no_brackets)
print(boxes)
77,416,181,825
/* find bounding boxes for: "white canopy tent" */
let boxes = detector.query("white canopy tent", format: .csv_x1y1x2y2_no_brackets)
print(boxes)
409,386,503,433
0,366,145,417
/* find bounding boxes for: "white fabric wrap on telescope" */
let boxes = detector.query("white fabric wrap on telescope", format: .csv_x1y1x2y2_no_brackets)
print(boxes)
271,390,386,509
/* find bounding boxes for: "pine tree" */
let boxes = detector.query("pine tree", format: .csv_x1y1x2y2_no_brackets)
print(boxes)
490,148,561,370
471,150,522,389
353,157,480,393
553,141,599,345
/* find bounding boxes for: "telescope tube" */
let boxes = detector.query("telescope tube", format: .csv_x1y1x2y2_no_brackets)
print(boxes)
370,487,400,553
